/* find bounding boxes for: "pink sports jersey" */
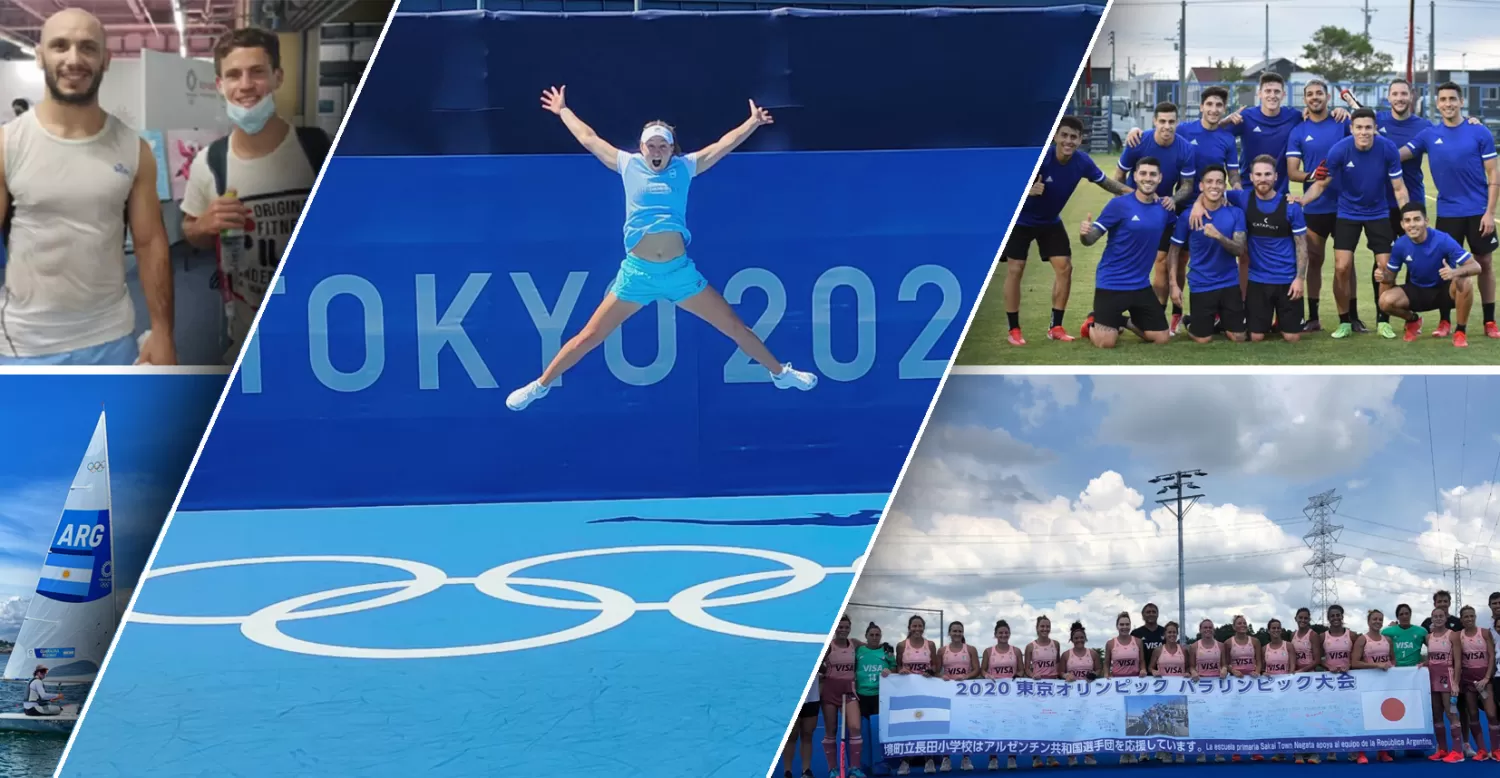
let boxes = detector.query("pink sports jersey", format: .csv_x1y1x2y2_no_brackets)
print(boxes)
1195,640,1221,674
1109,637,1141,677
984,646,1019,679
1229,637,1256,672
1030,640,1060,679
901,640,932,675
943,645,973,679
1156,645,1186,676
1263,643,1291,675
1291,630,1315,671
1066,648,1094,676
1362,634,1391,666
826,640,856,681
1459,630,1487,671
1428,632,1455,693
1322,631,1352,672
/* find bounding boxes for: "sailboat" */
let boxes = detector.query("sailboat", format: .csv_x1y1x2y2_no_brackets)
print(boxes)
0,410,117,734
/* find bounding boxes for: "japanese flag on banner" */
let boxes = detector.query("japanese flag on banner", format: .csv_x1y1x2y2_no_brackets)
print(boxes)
1362,689,1425,730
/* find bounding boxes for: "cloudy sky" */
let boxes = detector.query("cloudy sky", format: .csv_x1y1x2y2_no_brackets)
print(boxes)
851,375,1500,643
0,375,222,643
1101,0,1500,77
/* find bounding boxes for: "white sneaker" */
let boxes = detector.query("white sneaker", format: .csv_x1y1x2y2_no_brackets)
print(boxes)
987,756,999,771
1006,756,1016,770
925,758,937,773
936,757,948,772
506,380,549,411
771,363,818,391
897,763,910,776
959,756,973,771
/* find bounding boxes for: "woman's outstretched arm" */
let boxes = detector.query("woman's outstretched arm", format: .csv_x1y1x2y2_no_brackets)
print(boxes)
691,99,774,175
542,86,622,171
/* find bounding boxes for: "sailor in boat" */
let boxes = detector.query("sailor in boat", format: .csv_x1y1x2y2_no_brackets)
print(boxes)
23,665,65,716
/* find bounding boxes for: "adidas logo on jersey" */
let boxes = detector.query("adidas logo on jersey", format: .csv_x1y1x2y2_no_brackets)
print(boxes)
1252,127,1263,133
1131,215,1141,221
1190,139,1199,145
1380,127,1387,133
1436,138,1445,144
1347,161,1356,168
1305,135,1315,141
1046,176,1054,182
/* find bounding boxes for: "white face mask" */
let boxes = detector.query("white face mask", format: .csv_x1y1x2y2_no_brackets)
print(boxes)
226,94,277,135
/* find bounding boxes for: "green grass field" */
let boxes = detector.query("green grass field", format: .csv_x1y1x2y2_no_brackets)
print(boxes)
956,152,1497,366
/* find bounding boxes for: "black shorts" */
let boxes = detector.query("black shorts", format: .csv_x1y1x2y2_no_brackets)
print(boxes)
1435,214,1500,255
1093,286,1168,331
1189,286,1247,337
1401,282,1456,313
799,701,820,720
1334,217,1395,254
1389,208,1404,239
1304,211,1337,238
858,693,879,718
1246,281,1305,334
1003,223,1072,261
1156,225,1174,254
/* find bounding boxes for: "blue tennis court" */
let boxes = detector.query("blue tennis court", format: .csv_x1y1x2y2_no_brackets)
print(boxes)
58,494,880,777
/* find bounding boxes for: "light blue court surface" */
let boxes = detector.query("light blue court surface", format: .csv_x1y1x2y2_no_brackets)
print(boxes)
59,494,883,778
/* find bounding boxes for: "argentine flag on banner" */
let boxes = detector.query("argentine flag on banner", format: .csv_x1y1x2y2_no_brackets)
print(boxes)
888,694,952,737
38,551,95,598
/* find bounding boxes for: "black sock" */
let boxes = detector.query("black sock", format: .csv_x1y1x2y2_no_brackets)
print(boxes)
1377,311,1390,323
1439,307,1452,323
1308,297,1320,321
1485,303,1496,324
1007,311,1020,330
1339,312,1351,324
1457,323,1468,333
1051,308,1065,328
1172,303,1183,315
1408,312,1422,323
1370,274,1381,317
1348,297,1359,321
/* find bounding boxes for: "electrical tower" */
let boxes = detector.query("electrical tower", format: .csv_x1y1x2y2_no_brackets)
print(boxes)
1152,469,1207,632
1302,489,1346,617
1452,552,1471,608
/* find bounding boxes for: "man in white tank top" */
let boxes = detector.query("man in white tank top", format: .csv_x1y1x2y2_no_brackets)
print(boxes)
0,9,176,365
180,28,326,365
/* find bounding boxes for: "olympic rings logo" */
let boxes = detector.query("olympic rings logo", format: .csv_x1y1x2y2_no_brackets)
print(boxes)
86,462,106,472
128,545,860,660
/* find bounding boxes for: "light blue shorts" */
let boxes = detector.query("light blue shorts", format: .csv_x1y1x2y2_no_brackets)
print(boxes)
608,254,708,305
0,333,139,366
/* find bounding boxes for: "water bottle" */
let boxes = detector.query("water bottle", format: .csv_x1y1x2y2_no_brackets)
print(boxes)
218,188,243,317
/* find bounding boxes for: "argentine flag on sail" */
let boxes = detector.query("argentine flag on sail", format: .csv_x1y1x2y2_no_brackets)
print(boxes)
38,552,94,598
888,695,952,737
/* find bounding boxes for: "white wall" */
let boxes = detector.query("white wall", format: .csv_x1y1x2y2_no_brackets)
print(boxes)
0,59,143,128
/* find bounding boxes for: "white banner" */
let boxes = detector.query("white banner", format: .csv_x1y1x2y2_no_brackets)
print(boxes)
879,668,1436,760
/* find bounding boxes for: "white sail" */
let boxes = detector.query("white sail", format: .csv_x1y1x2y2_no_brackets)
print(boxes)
2,411,116,683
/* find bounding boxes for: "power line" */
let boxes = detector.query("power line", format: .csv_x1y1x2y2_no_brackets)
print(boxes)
860,547,1301,578
1303,489,1346,617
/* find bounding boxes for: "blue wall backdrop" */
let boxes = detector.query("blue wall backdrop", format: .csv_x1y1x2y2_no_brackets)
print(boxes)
179,6,1103,510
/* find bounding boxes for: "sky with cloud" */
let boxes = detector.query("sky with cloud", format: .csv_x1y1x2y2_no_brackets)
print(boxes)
1103,0,1500,76
851,375,1500,645
0,375,222,643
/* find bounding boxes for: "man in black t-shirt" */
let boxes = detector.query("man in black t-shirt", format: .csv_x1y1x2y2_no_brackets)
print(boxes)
1132,602,1168,672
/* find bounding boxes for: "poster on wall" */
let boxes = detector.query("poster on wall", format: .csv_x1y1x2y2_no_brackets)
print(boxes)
166,130,218,200
139,130,171,201
140,50,226,133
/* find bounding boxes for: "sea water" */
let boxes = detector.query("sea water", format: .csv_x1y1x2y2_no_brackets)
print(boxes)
0,659,84,776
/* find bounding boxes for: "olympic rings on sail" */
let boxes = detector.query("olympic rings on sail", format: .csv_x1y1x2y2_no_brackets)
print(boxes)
127,545,861,660
86,462,106,472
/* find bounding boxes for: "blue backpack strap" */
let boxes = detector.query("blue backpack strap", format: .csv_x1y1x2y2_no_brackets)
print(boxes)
207,136,230,197
294,126,333,176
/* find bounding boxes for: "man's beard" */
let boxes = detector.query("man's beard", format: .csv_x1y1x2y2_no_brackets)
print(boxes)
44,66,102,106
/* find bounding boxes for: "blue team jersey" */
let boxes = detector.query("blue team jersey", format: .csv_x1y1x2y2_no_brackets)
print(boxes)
1377,111,1432,206
1231,106,1302,194
1017,148,1106,227
1285,115,1350,215
618,150,698,252
1323,136,1404,221
1407,122,1499,218
1177,120,1239,196
1119,131,1197,196
1171,201,1245,292
1094,194,1178,291
1390,228,1472,288
1228,189,1307,285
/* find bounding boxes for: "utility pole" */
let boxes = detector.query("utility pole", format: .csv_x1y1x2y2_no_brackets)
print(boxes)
1178,1,1187,106
1151,469,1207,632
1110,30,1117,121
1363,0,1376,37
1303,489,1346,618
1452,552,1471,609
1428,1,1436,117
1264,5,1270,66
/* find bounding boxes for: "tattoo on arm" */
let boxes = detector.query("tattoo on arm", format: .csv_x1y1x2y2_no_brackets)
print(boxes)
1099,177,1131,196
1081,224,1106,247
1174,180,1196,209
1295,234,1309,280
1228,168,1242,189
1167,244,1181,284
1215,230,1248,255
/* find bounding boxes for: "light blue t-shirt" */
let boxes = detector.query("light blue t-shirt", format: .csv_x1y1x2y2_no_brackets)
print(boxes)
618,150,699,253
